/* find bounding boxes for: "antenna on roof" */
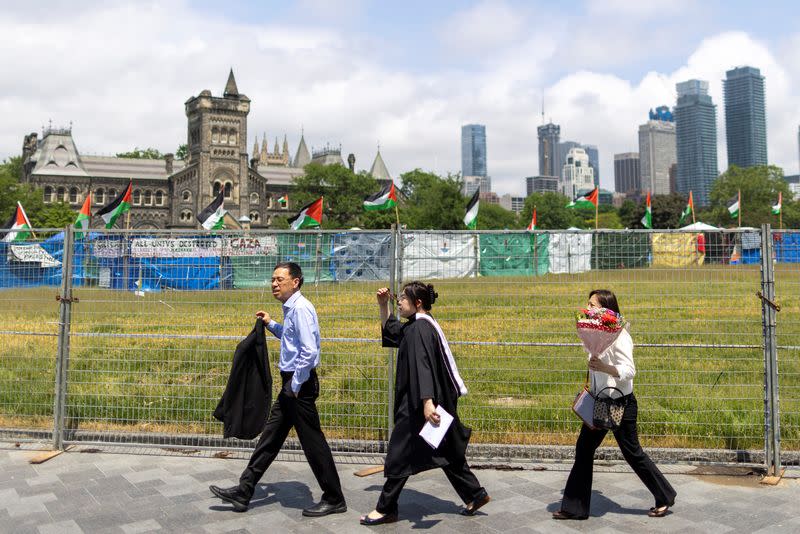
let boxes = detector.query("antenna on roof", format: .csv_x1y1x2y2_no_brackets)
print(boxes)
541,92,545,124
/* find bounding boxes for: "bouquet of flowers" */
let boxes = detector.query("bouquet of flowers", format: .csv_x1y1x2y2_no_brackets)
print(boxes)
576,307,627,356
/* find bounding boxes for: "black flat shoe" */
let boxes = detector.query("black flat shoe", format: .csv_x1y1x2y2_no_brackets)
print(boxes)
552,509,588,520
302,500,347,517
648,505,670,517
460,489,491,516
209,485,250,512
360,512,398,525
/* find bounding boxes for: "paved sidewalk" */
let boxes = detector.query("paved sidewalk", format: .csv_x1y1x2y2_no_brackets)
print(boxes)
1,447,799,533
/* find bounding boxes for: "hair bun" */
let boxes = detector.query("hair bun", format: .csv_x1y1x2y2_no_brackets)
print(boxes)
427,284,438,305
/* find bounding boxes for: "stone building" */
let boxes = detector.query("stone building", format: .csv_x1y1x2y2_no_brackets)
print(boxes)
20,70,389,229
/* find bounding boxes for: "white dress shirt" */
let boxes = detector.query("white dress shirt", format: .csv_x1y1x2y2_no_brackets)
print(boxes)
589,328,636,398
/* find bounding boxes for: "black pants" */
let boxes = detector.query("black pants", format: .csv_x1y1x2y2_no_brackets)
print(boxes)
239,370,344,505
376,460,484,515
561,394,676,517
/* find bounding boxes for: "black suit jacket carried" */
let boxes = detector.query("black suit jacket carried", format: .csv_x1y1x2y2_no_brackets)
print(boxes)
214,318,272,439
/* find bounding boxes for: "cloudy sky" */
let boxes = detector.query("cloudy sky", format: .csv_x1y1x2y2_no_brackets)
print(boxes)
1,0,798,195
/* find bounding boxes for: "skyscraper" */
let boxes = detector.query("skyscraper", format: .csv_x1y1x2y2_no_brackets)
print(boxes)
614,152,641,197
724,66,767,168
675,79,718,207
583,145,600,186
461,124,487,177
537,123,560,177
561,147,594,198
639,106,676,195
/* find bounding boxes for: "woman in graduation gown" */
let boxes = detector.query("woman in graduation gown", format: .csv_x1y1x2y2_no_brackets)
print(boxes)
360,281,490,526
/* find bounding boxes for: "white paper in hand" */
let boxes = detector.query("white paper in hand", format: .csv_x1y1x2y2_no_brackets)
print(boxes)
419,405,454,449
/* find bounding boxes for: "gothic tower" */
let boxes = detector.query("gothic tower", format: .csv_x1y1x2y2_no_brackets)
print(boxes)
182,69,251,222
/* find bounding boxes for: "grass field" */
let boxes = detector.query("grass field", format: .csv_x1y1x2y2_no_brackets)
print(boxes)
1,262,799,451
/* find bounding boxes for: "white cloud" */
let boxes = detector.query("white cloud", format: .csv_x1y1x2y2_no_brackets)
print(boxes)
0,2,798,199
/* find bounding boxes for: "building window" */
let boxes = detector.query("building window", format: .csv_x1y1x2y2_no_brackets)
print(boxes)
69,187,79,204
180,209,193,222
182,190,191,202
229,130,237,145
155,190,164,205
250,192,259,204
213,181,222,197
211,127,219,144
224,182,232,198
95,188,104,204
57,186,65,201
43,186,53,203
249,211,259,222
108,189,117,199
144,190,152,205
133,189,141,205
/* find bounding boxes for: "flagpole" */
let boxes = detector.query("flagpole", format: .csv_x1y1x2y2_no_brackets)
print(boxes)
532,205,538,276
691,191,696,223
394,203,400,229
18,201,37,240
737,189,741,228
594,190,598,230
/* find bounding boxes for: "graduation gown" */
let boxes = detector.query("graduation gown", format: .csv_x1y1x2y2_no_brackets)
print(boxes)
213,317,272,439
381,315,471,478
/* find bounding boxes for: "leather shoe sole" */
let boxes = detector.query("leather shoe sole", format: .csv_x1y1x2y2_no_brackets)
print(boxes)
302,501,347,517
460,490,491,516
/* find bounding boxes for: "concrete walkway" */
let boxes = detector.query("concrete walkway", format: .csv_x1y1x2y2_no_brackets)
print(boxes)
1,446,798,533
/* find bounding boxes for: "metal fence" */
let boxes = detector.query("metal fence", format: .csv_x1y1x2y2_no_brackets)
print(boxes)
0,225,796,471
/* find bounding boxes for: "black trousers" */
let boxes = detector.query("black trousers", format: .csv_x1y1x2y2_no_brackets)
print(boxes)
561,394,676,517
239,370,344,505
376,459,484,515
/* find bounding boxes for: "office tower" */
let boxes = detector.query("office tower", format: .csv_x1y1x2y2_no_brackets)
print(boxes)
537,123,560,177
561,147,595,198
675,79,718,207
583,145,600,186
461,124,487,177
557,141,580,175
614,152,641,198
638,106,677,195
724,66,767,168
526,175,559,195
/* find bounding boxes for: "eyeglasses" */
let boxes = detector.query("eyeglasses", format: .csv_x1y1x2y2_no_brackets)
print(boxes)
388,292,408,302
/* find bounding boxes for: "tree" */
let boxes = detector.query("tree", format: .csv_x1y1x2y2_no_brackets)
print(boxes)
290,163,379,228
707,165,791,228
622,193,688,229
38,202,77,228
519,192,579,229
477,202,518,230
397,170,464,229
115,147,164,159
175,144,188,160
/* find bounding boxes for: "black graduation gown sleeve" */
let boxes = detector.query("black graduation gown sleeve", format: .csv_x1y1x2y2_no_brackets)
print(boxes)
213,318,272,439
381,315,404,348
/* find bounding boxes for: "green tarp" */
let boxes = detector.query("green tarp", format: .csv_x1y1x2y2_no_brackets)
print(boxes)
231,233,334,288
591,233,651,270
479,233,549,276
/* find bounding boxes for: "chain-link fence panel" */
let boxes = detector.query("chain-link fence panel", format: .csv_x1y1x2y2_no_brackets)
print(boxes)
774,230,800,452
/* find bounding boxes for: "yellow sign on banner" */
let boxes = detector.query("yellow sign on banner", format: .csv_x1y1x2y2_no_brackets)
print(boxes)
651,233,705,267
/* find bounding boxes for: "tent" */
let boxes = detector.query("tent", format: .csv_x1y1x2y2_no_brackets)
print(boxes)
680,221,719,231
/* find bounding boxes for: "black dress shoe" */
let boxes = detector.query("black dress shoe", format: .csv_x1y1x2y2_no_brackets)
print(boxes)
302,500,347,517
209,485,250,512
360,511,399,525
460,488,491,516
552,509,588,520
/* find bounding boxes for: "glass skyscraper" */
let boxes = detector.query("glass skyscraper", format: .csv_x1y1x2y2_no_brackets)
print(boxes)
724,66,767,168
675,79,718,207
461,124,487,177
537,123,560,177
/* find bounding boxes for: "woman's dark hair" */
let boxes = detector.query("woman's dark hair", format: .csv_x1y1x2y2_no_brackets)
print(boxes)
275,261,304,288
402,281,438,311
589,289,620,314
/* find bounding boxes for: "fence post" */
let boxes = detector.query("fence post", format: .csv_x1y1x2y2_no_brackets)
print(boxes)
759,224,780,475
53,225,75,450
387,225,399,439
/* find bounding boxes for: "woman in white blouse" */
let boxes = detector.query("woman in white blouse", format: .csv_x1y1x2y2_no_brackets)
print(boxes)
553,289,676,520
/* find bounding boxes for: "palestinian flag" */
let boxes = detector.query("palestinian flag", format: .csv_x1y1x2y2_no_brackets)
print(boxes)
527,208,537,231
772,192,782,215
278,194,288,205
96,181,132,229
567,187,598,209
289,197,323,230
363,183,397,211
727,192,740,219
2,202,33,242
678,191,694,225
197,189,226,230
640,191,652,229
463,190,479,229
74,193,92,239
